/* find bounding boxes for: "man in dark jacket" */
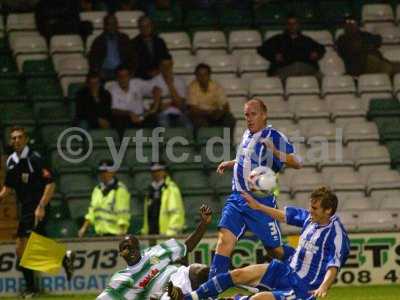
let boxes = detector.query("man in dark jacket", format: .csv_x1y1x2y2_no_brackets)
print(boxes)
89,14,134,80
74,72,113,129
258,15,326,80
336,16,400,76
130,16,170,80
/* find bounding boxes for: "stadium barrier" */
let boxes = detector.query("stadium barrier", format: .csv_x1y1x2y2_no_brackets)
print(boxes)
0,232,399,296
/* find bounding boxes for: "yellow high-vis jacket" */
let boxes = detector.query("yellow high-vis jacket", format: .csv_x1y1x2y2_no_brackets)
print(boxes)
141,176,185,236
85,180,131,235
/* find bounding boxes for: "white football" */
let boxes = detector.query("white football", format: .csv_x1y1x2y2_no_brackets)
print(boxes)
248,166,277,196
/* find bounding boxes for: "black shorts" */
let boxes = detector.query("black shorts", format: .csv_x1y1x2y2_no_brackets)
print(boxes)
17,215,48,238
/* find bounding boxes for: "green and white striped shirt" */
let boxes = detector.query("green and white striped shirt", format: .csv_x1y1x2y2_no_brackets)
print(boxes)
97,239,187,300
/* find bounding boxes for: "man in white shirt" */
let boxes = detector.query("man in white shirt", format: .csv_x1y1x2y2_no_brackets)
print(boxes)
106,64,161,135
148,55,192,128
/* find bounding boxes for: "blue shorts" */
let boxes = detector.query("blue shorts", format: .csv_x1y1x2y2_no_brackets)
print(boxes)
218,192,282,249
259,260,314,300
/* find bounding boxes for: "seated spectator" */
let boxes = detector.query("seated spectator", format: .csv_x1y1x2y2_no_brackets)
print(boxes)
148,55,192,128
130,16,170,79
141,162,185,236
106,65,161,136
89,14,134,80
74,72,113,130
336,16,400,76
187,63,235,131
78,160,131,237
35,0,92,42
258,15,326,81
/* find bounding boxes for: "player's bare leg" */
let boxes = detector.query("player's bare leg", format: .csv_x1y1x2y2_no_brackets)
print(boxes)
215,228,237,256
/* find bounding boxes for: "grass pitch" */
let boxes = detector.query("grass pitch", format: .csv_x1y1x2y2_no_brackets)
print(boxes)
3,285,400,300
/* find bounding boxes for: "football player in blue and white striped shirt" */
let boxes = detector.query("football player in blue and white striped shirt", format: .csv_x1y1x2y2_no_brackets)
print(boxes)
211,99,303,278
172,187,349,300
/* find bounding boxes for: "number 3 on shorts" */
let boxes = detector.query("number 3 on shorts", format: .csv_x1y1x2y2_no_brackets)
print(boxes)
268,222,278,237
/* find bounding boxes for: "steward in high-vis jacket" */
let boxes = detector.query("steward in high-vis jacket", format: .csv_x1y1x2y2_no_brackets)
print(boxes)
141,162,185,236
79,159,130,237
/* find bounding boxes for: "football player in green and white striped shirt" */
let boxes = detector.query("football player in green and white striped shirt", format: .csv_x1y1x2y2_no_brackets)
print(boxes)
97,205,212,300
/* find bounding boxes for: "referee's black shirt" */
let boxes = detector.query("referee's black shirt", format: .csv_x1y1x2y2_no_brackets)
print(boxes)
4,146,54,215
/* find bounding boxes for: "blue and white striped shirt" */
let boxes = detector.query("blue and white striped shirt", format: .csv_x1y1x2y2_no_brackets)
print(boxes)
233,125,295,192
285,206,350,291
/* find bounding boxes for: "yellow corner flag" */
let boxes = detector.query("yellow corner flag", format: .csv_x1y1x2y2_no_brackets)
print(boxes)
20,232,67,275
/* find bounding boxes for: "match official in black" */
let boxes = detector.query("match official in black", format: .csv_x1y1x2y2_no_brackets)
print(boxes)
0,126,73,297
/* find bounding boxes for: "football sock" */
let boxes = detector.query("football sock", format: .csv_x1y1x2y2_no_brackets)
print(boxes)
209,253,230,279
184,272,234,300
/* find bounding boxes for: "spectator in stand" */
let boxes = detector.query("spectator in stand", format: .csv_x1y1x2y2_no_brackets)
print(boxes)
106,65,162,136
74,72,113,130
336,16,400,76
141,162,185,236
148,55,192,128
257,15,326,81
78,159,131,237
35,0,92,42
130,16,170,79
89,14,134,81
187,63,235,131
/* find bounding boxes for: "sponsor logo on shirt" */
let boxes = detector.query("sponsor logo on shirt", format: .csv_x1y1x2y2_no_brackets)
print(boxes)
138,268,159,288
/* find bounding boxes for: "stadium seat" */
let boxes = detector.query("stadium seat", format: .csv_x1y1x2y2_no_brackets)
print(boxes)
319,52,345,76
254,2,287,26
358,73,393,108
329,97,365,122
366,170,400,195
325,168,365,192
59,174,95,196
374,117,400,142
286,76,320,97
209,169,233,194
387,141,400,168
172,54,198,75
249,77,283,98
375,25,400,45
196,127,227,145
371,190,400,209
41,125,80,150
18,55,53,75
381,47,400,63
164,127,194,144
56,54,88,77
89,148,129,173
9,31,40,49
88,129,120,148
357,210,399,231
0,103,34,126
11,35,47,55
368,98,400,119
67,195,91,223
317,143,354,171
183,193,219,231
290,1,320,24
303,121,339,144
228,30,262,51
45,219,79,238
60,76,85,98
217,77,247,97
6,13,36,32
290,169,324,196
0,54,18,77
51,150,91,175
203,54,237,74
362,4,394,23
219,7,252,29
184,9,218,29
303,30,334,47
48,195,70,220
238,54,269,75
343,120,380,145
270,120,301,140
293,143,318,170
80,11,107,30
172,170,210,194
339,192,374,211
162,145,202,170
290,98,329,121
228,96,247,119
115,11,144,29
200,143,234,169
394,73,400,99
0,78,26,101
320,1,353,25
196,49,228,61
132,171,152,192
192,31,227,52
262,99,293,120
159,32,191,52
352,142,391,171
34,102,72,126
322,75,356,97
26,78,63,102
50,35,84,55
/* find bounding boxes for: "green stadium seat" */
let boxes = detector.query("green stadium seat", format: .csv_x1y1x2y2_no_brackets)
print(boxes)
162,145,203,170
132,171,152,193
129,215,143,235
320,1,354,24
41,125,83,150
67,195,91,223
219,8,252,28
116,173,135,192
164,127,194,145
89,148,129,173
51,150,91,175
184,9,218,29
387,141,400,168
88,129,120,148
289,2,320,24
200,143,235,170
124,146,155,171
129,195,144,235
48,198,70,220
151,8,183,31
374,117,400,142
1,103,35,126
254,2,288,26
0,55,18,77
209,169,233,194
124,128,160,147
45,219,79,238
67,82,85,100
0,78,26,101
34,102,73,125
172,169,210,194
58,174,95,196
367,99,400,120
26,78,63,102
182,193,220,232
23,59,55,77
196,127,226,145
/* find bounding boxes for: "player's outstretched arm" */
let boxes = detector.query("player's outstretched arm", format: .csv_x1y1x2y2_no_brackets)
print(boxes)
262,139,303,169
216,160,235,174
184,205,212,253
241,192,285,223
310,267,338,298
